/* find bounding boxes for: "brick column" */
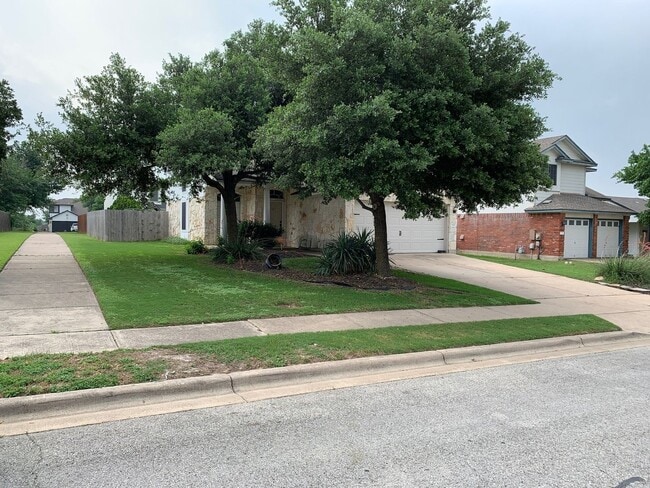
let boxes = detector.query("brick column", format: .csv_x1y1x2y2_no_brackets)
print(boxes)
622,216,630,255
592,214,599,258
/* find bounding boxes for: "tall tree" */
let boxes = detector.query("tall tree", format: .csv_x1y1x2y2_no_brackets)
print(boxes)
0,79,22,161
157,23,284,242
48,54,169,200
616,145,650,225
0,135,58,214
257,0,556,276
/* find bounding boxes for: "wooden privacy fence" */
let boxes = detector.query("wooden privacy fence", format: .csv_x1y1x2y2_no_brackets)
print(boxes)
77,214,87,234
0,211,10,231
87,210,169,241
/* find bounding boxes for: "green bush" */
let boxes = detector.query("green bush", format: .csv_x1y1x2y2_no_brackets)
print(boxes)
109,195,145,210
212,236,264,264
186,239,207,255
238,220,282,248
317,229,376,276
597,255,650,288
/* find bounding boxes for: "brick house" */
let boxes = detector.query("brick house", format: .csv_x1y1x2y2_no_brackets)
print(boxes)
457,135,638,259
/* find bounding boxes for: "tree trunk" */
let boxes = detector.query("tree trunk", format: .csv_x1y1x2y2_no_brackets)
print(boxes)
221,171,239,243
370,193,391,277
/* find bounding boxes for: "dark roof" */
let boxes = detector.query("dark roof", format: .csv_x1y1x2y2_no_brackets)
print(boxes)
585,187,608,198
526,193,635,215
52,198,78,205
534,135,597,168
535,135,566,152
608,196,649,214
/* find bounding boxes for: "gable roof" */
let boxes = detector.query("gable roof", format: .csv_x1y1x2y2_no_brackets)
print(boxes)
535,135,597,170
49,209,78,220
526,193,634,215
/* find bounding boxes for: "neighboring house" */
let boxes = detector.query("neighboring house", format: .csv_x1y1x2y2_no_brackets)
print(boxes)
167,185,457,253
608,196,650,256
456,135,642,259
48,198,87,232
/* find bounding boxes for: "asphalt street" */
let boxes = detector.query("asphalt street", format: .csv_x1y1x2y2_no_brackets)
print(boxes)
1,347,648,488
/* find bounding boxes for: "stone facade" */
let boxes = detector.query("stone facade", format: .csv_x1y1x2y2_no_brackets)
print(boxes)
284,194,348,248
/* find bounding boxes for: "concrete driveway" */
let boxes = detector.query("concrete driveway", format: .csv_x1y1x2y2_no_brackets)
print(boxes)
392,253,650,334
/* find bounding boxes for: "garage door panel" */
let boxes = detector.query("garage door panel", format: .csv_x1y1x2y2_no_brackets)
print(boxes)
597,220,621,257
563,218,590,258
355,202,446,253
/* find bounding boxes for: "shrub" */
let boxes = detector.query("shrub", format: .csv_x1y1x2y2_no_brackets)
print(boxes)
186,239,207,255
238,220,282,248
597,255,650,288
212,237,264,264
109,195,145,210
317,229,376,276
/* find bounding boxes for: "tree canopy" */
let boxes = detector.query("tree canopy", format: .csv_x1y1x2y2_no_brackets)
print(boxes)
156,23,283,242
257,0,556,275
48,54,170,201
616,145,650,225
0,79,22,161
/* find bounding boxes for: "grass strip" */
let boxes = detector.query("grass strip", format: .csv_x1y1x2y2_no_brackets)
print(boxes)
0,315,618,397
463,253,600,282
60,234,533,329
0,231,31,269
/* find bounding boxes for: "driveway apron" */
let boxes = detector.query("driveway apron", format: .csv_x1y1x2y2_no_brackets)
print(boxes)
392,253,650,334
0,233,116,358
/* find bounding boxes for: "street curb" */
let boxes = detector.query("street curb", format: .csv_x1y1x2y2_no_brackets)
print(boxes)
0,331,647,425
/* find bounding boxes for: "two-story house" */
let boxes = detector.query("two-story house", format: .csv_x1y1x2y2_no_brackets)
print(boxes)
456,135,638,259
48,198,87,232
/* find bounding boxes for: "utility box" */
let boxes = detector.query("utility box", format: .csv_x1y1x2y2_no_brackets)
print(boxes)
529,229,537,240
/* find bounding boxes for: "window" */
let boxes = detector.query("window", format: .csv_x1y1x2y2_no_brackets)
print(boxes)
181,202,187,231
548,164,557,185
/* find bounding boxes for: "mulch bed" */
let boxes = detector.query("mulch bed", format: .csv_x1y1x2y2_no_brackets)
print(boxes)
217,250,419,291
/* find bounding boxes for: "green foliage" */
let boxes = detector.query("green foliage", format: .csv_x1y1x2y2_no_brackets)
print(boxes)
211,236,264,263
0,79,22,161
10,213,38,231
597,255,650,288
109,195,145,210
0,136,58,214
156,26,282,242
48,53,169,199
238,220,282,248
80,192,105,211
186,239,208,254
257,0,556,275
317,230,376,275
616,145,650,226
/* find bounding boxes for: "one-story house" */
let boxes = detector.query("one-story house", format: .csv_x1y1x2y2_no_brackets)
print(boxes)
456,135,645,259
167,185,457,253
48,198,87,232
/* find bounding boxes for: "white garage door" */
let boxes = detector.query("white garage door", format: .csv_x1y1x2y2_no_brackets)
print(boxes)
354,202,447,253
563,218,591,258
597,220,622,257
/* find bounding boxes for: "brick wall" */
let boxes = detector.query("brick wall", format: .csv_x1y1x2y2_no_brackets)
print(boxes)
457,213,565,257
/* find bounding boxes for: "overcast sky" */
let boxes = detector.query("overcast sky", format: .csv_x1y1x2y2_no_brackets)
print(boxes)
2,0,648,198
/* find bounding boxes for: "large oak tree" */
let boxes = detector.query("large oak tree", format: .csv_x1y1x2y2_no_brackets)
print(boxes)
257,0,556,275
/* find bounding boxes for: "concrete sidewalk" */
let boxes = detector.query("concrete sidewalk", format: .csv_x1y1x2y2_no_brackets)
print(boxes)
1,235,649,358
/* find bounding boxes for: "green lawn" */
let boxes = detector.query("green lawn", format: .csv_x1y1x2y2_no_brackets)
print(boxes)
0,231,31,269
61,234,533,329
463,253,600,282
0,314,617,397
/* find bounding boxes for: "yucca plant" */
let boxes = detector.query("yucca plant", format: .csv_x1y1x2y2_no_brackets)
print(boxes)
597,255,650,288
212,236,264,265
317,229,377,276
